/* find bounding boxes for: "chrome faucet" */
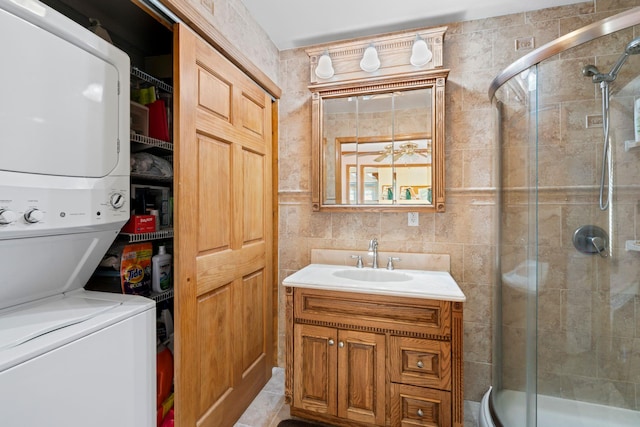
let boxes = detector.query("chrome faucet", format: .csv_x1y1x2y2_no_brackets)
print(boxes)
368,238,379,268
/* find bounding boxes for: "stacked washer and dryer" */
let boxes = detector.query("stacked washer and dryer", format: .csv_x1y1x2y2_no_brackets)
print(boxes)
0,1,155,425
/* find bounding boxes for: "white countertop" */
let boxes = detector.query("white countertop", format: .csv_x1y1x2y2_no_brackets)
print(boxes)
283,263,466,302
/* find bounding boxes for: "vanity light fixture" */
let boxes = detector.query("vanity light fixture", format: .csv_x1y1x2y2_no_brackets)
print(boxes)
360,44,380,72
410,35,432,67
314,51,335,79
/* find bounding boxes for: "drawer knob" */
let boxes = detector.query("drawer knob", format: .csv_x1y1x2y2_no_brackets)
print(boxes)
328,339,335,346
417,409,424,417
417,360,424,369
339,341,344,348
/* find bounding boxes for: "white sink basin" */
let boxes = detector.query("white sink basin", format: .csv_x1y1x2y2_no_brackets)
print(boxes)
283,264,466,301
332,269,411,282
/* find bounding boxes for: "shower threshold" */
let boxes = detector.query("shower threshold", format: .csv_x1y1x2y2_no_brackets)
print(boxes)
481,388,639,427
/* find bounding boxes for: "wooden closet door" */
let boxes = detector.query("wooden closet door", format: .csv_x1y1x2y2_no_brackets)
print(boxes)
173,23,273,427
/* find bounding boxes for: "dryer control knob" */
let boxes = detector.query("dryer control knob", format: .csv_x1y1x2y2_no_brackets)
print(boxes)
0,209,17,224
24,209,44,223
110,193,126,209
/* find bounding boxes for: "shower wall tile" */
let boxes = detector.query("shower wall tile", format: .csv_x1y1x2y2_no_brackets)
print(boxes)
538,329,598,376
464,321,492,363
458,283,492,324
538,58,599,104
560,375,637,409
538,204,562,248
526,2,595,23
561,25,635,60
464,361,492,401
492,19,561,69
462,13,525,34
597,0,640,12
539,288,563,331
560,99,602,148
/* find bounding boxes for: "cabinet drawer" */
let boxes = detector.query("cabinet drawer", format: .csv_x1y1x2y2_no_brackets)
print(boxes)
389,336,451,390
391,383,451,427
294,288,450,337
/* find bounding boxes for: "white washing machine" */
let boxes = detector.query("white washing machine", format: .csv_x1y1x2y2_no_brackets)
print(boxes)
0,0,156,425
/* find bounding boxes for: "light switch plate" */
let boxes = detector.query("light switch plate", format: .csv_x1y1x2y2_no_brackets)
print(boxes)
408,212,419,227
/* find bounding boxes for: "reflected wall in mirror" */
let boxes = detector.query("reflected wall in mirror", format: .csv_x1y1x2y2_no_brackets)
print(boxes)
311,71,448,212
324,88,435,207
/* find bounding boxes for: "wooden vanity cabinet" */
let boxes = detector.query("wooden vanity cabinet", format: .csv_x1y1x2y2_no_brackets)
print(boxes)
285,287,464,427
293,324,386,425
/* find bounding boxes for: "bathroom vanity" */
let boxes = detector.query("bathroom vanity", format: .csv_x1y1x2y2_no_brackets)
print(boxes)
283,264,465,427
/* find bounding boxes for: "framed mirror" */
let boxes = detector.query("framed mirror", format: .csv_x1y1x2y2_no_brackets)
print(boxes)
310,70,448,212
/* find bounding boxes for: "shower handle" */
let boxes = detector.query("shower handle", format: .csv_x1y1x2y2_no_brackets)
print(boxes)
572,225,608,257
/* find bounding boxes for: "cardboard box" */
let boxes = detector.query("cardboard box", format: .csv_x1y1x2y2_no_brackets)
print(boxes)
130,101,149,136
121,214,156,234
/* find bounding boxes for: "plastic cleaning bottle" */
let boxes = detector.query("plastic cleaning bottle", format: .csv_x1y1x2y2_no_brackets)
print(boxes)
152,245,172,293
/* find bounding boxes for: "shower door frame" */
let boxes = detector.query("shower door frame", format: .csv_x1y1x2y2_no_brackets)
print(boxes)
488,6,640,427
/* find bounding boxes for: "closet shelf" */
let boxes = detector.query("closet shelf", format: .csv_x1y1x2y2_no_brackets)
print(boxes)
131,173,173,183
131,133,173,152
151,289,174,303
122,228,174,243
131,66,173,93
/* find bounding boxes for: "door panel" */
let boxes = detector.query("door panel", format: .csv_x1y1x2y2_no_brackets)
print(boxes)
198,135,231,251
293,324,337,415
242,270,265,371
175,23,273,427
337,330,386,425
197,285,233,411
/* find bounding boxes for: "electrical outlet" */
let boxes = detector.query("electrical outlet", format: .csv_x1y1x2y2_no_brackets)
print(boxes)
408,212,419,227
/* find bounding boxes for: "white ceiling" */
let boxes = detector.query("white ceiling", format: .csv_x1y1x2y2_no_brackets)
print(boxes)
240,0,585,50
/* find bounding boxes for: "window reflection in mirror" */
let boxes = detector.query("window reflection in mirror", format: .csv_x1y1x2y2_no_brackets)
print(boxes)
322,88,434,207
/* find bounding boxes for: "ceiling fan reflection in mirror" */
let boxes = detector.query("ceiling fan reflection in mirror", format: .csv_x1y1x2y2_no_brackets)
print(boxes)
374,141,431,163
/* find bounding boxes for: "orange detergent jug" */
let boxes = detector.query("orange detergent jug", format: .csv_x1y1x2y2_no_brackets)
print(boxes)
157,347,173,409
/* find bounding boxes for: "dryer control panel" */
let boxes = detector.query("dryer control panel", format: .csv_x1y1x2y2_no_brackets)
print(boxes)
0,172,129,239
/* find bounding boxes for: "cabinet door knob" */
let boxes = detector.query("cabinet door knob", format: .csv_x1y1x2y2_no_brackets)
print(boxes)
417,360,424,368
338,341,344,348
328,339,335,346
417,409,424,417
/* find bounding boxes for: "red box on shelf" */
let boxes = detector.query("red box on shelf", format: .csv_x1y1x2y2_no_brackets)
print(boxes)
121,215,157,234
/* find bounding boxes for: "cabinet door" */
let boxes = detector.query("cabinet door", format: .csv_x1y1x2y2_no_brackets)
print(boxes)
337,330,386,426
293,324,338,415
174,23,273,427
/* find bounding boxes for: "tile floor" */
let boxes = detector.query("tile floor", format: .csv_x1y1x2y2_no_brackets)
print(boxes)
234,367,481,427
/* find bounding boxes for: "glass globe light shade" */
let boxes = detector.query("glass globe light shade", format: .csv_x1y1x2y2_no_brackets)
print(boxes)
410,38,433,67
314,52,334,79
360,46,380,72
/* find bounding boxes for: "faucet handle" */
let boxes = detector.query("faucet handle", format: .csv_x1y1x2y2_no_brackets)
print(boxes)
386,257,401,270
351,255,364,268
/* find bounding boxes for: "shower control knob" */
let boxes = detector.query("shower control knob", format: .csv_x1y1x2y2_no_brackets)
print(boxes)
24,209,44,223
0,209,17,224
110,192,126,209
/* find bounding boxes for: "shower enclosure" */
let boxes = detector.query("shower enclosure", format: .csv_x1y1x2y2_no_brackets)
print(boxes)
482,7,640,427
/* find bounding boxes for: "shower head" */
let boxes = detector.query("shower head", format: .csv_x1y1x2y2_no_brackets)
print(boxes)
584,36,640,84
607,36,640,81
625,36,640,55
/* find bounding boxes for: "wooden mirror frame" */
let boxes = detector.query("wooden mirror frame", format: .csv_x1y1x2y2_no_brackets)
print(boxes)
310,70,448,212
